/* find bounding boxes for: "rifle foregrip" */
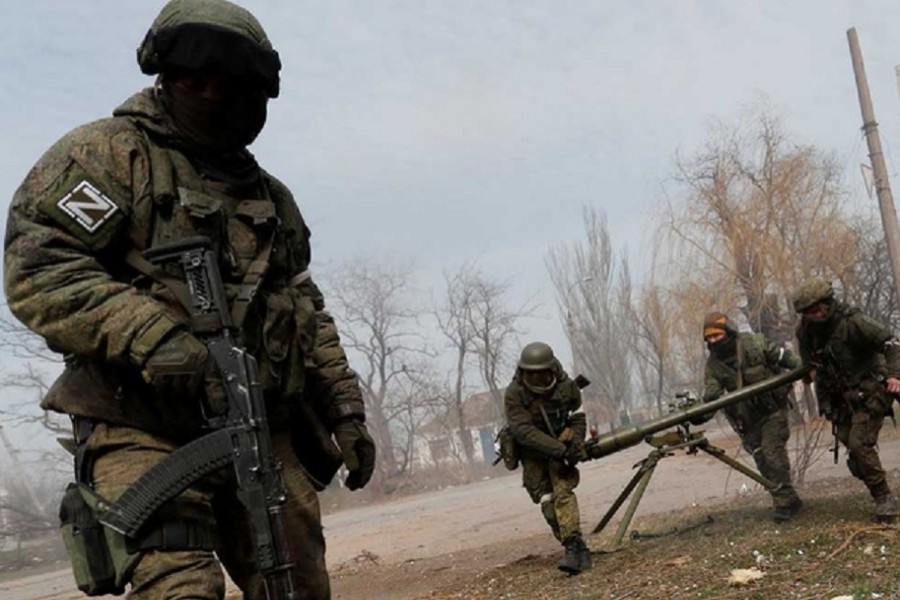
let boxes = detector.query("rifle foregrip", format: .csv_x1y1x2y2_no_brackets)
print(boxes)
100,429,234,538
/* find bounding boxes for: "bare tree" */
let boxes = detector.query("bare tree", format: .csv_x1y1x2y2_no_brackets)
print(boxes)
840,215,900,329
625,272,679,415
434,263,479,464
385,360,446,476
666,102,857,343
325,258,425,481
547,208,634,426
0,310,66,543
466,274,530,421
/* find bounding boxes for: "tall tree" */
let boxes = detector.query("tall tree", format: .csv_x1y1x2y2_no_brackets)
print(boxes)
434,263,478,464
466,274,530,422
547,208,634,424
325,258,424,480
666,103,857,342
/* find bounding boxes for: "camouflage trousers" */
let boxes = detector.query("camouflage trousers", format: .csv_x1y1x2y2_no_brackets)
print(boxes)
520,455,581,542
833,409,890,496
84,422,330,600
740,409,800,509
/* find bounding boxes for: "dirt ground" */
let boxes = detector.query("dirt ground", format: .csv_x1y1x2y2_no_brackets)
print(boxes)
4,423,899,600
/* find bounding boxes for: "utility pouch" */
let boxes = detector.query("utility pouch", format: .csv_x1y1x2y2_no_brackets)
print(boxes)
496,426,520,471
59,483,139,596
859,379,893,417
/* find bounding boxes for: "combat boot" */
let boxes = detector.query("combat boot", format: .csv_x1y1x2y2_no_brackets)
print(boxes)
873,494,899,522
576,537,593,572
773,497,803,523
558,535,585,574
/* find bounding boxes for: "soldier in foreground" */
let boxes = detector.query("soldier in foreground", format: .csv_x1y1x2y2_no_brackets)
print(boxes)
700,312,804,522
4,1,375,598
504,342,592,574
793,278,899,521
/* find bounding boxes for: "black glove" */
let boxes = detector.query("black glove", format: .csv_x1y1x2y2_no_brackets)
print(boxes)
561,443,582,468
334,420,376,490
142,330,212,400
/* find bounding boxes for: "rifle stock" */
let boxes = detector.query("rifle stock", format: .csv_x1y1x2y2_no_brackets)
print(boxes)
585,367,808,460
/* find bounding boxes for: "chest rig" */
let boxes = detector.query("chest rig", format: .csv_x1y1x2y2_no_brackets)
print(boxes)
134,142,283,331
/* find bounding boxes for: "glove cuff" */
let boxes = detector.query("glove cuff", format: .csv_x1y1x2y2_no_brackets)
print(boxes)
330,401,366,423
129,312,184,367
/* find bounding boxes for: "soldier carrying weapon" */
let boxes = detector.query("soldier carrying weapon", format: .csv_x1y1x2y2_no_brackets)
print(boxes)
793,277,900,522
503,342,592,574
698,312,804,522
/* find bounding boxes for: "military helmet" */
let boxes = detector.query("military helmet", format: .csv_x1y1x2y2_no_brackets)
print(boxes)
518,342,558,394
518,342,556,371
137,0,282,97
792,277,835,313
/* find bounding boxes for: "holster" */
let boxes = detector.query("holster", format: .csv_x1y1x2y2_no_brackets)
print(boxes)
58,483,140,596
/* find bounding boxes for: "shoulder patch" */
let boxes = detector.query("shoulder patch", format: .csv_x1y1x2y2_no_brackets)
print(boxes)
56,180,119,233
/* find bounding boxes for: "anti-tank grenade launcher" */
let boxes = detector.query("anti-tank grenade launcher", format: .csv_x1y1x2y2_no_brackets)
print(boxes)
583,366,808,461
585,367,808,544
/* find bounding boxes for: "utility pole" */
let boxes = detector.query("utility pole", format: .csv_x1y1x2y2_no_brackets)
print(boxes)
848,27,900,307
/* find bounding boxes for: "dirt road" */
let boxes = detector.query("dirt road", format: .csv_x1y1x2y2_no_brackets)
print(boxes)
5,426,897,600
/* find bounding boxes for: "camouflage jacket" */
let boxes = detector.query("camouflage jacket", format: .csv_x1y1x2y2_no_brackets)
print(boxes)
4,89,364,439
504,363,586,459
704,332,800,430
796,302,900,417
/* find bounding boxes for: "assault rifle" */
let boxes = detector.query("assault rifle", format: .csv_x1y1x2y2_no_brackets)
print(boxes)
100,237,296,599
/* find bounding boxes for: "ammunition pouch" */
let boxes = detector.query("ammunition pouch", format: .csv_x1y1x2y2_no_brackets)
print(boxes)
496,426,520,471
59,483,140,596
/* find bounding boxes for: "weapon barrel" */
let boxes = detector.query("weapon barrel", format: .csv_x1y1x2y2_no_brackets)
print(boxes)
586,367,807,459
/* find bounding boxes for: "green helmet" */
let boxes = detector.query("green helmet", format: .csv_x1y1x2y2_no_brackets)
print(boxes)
792,277,835,313
518,342,556,370
137,0,281,97
518,342,558,394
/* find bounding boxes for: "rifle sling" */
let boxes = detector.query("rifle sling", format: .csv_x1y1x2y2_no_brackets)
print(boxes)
539,404,557,438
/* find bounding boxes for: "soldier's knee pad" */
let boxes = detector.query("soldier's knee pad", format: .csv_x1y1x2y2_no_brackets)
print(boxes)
540,494,557,518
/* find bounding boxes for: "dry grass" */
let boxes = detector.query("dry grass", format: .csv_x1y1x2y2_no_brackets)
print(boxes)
416,476,899,600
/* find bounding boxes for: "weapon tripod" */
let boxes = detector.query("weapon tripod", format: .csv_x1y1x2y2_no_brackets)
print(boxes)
591,425,775,550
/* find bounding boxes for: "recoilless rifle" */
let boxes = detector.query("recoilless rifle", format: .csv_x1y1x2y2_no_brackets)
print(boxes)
582,367,808,548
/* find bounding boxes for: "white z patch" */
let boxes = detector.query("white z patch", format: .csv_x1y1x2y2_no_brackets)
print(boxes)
57,180,118,233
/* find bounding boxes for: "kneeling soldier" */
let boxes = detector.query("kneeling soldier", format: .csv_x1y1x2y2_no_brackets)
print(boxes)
504,342,591,574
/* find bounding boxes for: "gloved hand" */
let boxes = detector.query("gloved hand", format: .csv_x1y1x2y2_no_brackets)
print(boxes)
561,442,582,468
142,330,211,400
334,419,376,490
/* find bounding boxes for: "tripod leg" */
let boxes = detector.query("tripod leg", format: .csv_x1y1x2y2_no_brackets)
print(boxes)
699,443,776,490
592,456,656,534
609,462,657,548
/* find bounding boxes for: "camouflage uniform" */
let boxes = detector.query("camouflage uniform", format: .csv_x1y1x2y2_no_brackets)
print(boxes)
504,349,588,571
704,328,803,517
4,1,373,598
796,301,900,506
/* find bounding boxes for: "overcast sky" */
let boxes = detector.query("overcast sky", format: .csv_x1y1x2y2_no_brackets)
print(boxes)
2,1,900,385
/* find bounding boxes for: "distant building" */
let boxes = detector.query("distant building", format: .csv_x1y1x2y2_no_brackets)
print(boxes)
413,385,636,468
414,390,506,468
